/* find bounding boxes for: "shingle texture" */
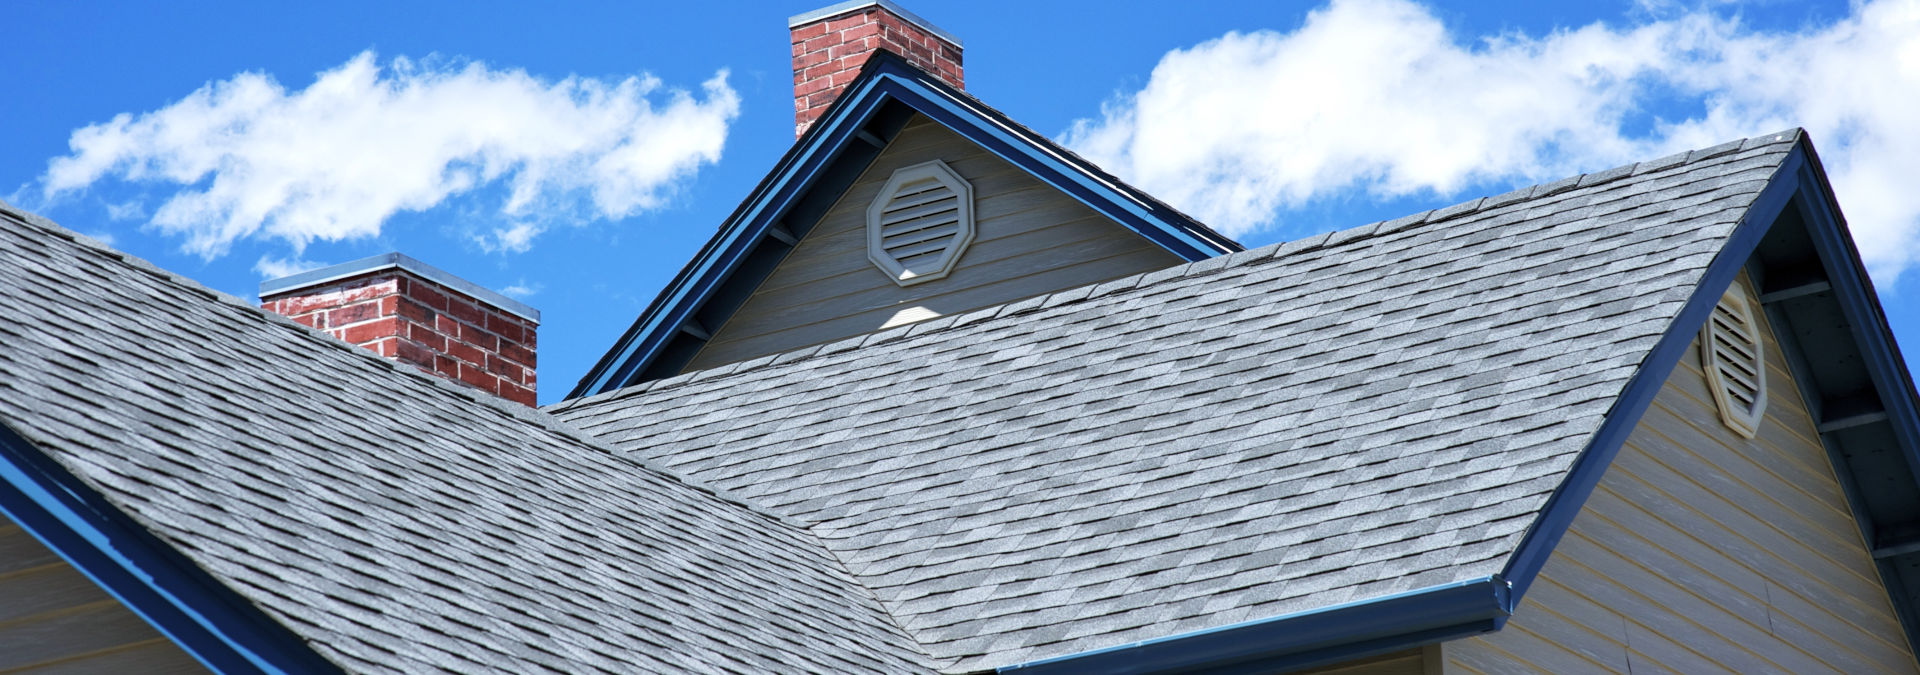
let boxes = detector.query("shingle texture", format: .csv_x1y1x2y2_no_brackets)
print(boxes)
552,131,1803,671
0,202,933,673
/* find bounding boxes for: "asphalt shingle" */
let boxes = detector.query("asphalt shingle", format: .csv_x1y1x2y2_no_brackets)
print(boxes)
0,201,934,673
553,131,1802,672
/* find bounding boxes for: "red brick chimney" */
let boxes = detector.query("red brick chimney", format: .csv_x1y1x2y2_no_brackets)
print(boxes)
790,0,962,137
259,253,539,407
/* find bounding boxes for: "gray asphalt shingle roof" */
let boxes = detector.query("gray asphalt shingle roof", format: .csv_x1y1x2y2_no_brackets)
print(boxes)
550,131,1802,671
0,202,933,673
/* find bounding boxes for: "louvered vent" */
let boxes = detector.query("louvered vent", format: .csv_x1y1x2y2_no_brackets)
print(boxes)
867,160,974,286
1701,283,1767,438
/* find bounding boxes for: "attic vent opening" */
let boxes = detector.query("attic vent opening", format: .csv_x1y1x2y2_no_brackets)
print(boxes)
868,160,974,286
1701,283,1767,438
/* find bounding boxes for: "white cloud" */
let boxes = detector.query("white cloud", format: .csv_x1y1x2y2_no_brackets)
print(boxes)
41,51,741,259
253,255,327,280
473,221,545,254
1065,0,1920,280
499,281,543,299
104,200,145,221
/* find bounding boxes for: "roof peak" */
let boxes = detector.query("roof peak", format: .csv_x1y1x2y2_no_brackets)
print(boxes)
551,128,1803,412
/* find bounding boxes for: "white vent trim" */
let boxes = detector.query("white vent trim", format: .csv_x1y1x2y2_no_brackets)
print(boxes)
1701,282,1767,438
867,160,974,286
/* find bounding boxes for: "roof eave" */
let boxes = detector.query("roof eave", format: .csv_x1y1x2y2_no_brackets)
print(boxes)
996,575,1512,674
0,420,339,674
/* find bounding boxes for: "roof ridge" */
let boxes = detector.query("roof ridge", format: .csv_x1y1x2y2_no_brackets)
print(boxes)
0,199,809,530
554,128,1803,408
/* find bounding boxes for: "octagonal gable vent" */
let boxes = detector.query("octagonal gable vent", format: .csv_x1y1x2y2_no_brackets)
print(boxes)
1702,283,1767,438
868,160,974,286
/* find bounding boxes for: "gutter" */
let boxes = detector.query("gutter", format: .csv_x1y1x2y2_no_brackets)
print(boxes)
996,575,1512,675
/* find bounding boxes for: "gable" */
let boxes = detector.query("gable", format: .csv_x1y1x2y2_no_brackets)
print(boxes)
569,51,1240,398
1445,274,1917,673
682,114,1183,373
0,514,204,673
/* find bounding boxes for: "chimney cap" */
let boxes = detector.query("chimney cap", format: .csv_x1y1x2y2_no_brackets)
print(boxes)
258,251,540,323
788,0,962,48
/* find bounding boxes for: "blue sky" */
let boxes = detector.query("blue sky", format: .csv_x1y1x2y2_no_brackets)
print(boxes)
5,0,1915,404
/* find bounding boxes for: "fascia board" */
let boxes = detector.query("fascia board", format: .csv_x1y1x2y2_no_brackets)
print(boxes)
996,575,1511,674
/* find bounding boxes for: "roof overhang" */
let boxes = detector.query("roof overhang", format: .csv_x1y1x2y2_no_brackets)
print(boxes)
988,133,1920,672
568,52,1241,399
0,420,338,674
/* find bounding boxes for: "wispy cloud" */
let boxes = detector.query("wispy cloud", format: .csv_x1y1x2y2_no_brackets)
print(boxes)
1065,0,1920,280
40,51,741,260
499,280,543,299
474,221,545,254
253,255,327,280
104,200,145,221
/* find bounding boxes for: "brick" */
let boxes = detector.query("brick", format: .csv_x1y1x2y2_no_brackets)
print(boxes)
396,297,435,324
793,50,831,71
339,317,401,345
803,34,838,53
406,281,449,311
436,314,460,338
521,327,537,350
839,22,880,41
395,339,436,368
807,90,842,107
368,337,398,358
446,340,485,367
486,353,520,381
447,298,485,327
500,382,536,408
291,313,322,330
456,362,497,391
790,22,826,41
486,313,525,343
406,321,447,352
795,76,832,97
802,61,838,83
824,13,871,33
465,329,497,352
498,340,535,368
327,300,385,329
434,354,458,378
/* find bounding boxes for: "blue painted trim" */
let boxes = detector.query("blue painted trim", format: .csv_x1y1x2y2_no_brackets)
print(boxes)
997,576,1511,674
569,53,1239,398
1792,152,1920,492
1499,147,1808,599
0,421,338,674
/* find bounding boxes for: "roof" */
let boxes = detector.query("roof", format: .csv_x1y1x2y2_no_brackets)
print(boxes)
570,51,1242,398
549,131,1804,671
0,201,932,672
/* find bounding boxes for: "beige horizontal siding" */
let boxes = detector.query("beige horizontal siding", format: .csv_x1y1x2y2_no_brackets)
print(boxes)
0,515,204,673
684,114,1182,373
1449,275,1917,674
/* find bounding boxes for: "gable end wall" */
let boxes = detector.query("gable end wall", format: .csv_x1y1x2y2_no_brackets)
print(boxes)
0,513,205,673
682,114,1183,373
1445,274,1918,673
